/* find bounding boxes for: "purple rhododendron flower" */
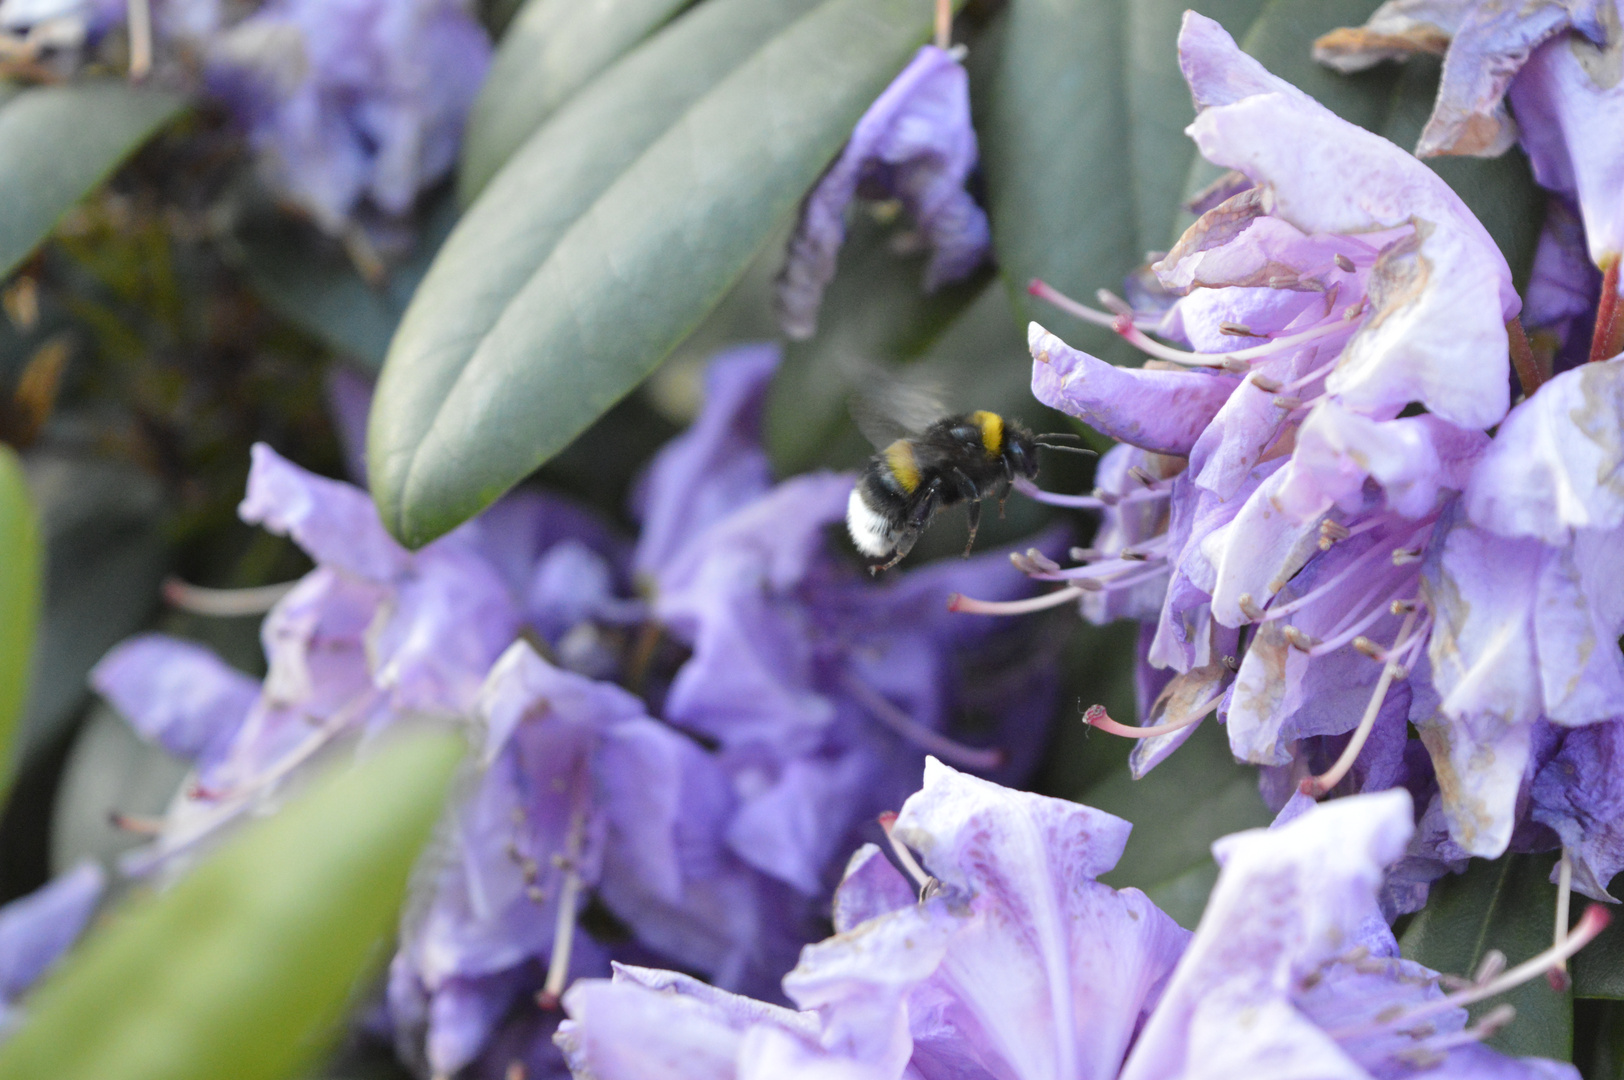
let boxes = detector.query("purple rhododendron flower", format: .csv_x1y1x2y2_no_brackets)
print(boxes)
556,766,1586,1080
205,0,491,233
0,863,104,1037
1316,0,1624,360
975,10,1624,895
776,44,991,340
93,344,1058,1076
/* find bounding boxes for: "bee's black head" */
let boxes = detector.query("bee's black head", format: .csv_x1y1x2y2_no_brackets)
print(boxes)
1006,424,1042,480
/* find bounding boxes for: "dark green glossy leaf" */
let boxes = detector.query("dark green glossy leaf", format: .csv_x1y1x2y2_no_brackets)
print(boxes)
1576,1000,1624,1078
458,0,689,201
231,191,456,370
0,81,187,281
973,0,1274,365
16,453,166,773
0,443,40,802
1572,885,1624,999
0,730,463,1080
1400,853,1572,1060
370,0,944,547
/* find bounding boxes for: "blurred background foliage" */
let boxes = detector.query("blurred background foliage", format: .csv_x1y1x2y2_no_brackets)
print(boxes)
0,0,1600,1075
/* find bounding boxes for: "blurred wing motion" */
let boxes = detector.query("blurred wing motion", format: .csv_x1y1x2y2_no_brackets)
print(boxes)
841,355,948,448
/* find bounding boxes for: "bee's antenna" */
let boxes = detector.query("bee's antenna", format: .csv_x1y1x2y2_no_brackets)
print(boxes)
1033,436,1096,456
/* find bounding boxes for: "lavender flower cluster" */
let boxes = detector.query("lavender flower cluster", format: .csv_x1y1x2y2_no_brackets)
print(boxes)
83,346,1052,1077
556,760,1609,1080
977,8,1624,917
1,3,1622,1077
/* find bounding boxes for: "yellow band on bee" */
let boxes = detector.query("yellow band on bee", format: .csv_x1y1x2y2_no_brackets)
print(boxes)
970,411,1004,458
884,439,922,493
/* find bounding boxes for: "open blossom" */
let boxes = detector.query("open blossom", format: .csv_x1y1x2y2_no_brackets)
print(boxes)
92,345,1057,1077
204,0,492,234
1316,0,1624,359
775,43,991,339
556,764,1589,1080
963,13,1524,873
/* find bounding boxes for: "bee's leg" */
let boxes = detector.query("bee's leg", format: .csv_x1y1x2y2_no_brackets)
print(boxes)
949,469,982,557
872,481,941,574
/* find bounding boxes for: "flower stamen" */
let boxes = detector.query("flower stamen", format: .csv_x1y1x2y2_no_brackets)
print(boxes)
1082,699,1220,739
948,587,1083,615
1301,608,1417,796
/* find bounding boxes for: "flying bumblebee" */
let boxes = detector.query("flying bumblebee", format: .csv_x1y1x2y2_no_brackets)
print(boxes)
847,408,1091,572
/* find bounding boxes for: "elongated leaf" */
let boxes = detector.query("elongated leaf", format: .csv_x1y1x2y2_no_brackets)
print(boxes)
0,730,463,1080
1573,896,1624,999
0,443,40,802
16,453,166,772
1400,853,1572,1060
458,0,689,201
371,0,945,546
0,81,187,280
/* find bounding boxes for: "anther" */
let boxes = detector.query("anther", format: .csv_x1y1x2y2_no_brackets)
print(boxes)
1128,466,1158,487
1096,288,1135,317
1119,548,1149,562
1302,609,1418,797
1272,395,1303,410
1070,546,1103,561
1249,374,1283,393
1335,253,1356,273
1220,321,1262,338
1392,546,1423,565
1390,598,1418,615
1473,950,1506,985
1238,593,1265,621
1283,626,1317,652
1352,636,1384,661
1320,520,1351,542
1091,487,1121,506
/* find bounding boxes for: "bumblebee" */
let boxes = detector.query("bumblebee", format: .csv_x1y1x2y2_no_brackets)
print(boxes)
846,410,1089,571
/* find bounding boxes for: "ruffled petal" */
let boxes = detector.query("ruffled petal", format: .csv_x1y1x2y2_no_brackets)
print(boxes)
1028,323,1237,455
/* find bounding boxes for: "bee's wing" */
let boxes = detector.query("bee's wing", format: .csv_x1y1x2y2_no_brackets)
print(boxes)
843,357,948,448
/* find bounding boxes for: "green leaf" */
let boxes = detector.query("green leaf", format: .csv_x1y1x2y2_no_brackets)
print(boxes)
230,191,457,369
0,443,40,802
0,81,187,281
973,0,1274,366
458,0,689,201
370,0,944,547
16,453,167,773
1400,853,1573,1060
0,730,463,1080
1572,891,1624,999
